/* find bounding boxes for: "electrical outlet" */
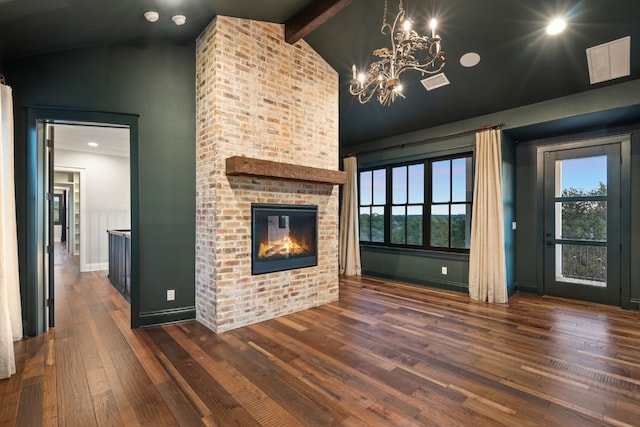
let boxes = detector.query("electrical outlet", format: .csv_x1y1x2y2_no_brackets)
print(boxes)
167,289,175,301
441,266,447,275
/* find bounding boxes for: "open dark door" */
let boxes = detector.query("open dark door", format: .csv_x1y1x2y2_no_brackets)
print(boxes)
45,124,55,327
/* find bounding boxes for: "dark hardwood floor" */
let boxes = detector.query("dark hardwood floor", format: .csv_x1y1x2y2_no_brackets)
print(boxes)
2,245,640,426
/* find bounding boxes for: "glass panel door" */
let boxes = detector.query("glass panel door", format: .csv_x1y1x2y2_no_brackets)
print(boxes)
543,144,620,305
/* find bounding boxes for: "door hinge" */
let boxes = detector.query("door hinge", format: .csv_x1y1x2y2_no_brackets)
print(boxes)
46,298,54,307
46,192,54,201
46,138,53,148
46,245,53,254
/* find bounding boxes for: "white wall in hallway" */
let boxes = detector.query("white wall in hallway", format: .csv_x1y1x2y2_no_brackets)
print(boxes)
55,149,130,271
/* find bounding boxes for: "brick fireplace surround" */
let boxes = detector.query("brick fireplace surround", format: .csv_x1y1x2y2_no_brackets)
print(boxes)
195,16,340,333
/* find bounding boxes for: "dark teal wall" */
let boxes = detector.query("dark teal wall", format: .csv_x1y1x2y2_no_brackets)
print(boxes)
631,131,640,303
4,41,196,328
502,134,516,294
512,139,538,293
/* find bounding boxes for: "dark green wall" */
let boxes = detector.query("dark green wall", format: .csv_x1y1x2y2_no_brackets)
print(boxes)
3,40,196,329
502,134,516,293
344,80,640,303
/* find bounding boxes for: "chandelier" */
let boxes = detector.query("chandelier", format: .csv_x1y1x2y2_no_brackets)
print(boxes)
350,0,446,106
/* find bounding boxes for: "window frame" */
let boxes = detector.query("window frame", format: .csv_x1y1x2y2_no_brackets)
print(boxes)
358,151,474,253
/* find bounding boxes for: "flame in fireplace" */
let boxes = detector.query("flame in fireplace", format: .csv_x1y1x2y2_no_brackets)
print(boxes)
257,236,311,259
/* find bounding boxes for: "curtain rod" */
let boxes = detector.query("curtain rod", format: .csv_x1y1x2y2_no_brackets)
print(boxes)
343,122,503,157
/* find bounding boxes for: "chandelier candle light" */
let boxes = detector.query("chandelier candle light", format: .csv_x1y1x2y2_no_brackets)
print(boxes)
350,0,446,105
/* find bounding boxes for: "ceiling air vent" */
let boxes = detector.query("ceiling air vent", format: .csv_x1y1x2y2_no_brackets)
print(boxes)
421,73,450,91
586,36,631,84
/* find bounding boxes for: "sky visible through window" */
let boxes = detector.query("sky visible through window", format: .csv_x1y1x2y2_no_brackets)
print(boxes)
432,159,468,202
560,155,606,194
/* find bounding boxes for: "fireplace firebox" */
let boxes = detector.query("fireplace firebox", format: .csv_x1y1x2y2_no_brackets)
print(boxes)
251,204,318,275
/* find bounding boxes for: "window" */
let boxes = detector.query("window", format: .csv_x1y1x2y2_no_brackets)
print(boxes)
358,153,473,252
430,157,473,250
359,168,386,243
53,194,62,225
391,164,423,245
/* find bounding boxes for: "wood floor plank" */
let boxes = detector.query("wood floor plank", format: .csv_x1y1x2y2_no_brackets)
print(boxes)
92,390,125,427
42,331,58,426
15,375,44,427
155,381,206,427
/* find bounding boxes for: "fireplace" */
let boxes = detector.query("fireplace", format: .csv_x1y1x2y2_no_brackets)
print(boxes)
251,204,318,275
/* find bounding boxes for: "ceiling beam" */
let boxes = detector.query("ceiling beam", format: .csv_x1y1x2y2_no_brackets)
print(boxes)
285,0,357,44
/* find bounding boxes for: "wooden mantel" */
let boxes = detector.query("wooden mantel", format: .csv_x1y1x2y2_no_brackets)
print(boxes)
225,156,347,185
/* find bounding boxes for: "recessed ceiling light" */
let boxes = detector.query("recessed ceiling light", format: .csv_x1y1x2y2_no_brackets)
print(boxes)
546,18,566,35
144,11,159,23
88,142,99,147
460,52,481,68
172,15,186,26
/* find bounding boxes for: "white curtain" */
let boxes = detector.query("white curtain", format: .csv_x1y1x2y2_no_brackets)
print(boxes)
339,156,361,276
468,129,508,303
0,82,23,379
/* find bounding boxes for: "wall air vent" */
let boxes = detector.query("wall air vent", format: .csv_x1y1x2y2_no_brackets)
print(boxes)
421,73,450,91
586,36,631,84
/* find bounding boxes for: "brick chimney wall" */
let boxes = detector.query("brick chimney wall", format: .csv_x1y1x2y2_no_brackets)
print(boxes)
195,16,340,332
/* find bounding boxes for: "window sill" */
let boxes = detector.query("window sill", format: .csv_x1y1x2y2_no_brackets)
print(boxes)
359,244,469,261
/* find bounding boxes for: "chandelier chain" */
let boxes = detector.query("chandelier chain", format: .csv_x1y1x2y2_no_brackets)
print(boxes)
382,0,404,30
382,0,387,29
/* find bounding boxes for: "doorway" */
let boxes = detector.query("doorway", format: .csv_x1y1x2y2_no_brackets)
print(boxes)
24,107,139,336
540,135,630,306
53,124,130,273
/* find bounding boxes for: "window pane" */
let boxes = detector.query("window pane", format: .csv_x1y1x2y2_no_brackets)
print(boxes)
557,156,606,197
392,166,407,204
558,201,607,240
452,157,471,202
451,204,471,249
432,160,450,203
359,207,371,242
53,196,60,224
408,164,424,203
407,205,423,245
371,206,385,243
373,169,386,205
360,171,372,205
430,205,449,247
391,206,406,244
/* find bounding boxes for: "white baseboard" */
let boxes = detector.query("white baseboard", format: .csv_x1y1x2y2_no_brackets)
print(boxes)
81,262,109,272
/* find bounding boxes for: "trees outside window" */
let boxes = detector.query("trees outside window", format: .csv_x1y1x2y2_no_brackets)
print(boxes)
560,182,607,282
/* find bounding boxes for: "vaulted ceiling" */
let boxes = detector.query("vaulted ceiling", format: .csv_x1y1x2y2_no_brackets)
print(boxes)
1,0,638,145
